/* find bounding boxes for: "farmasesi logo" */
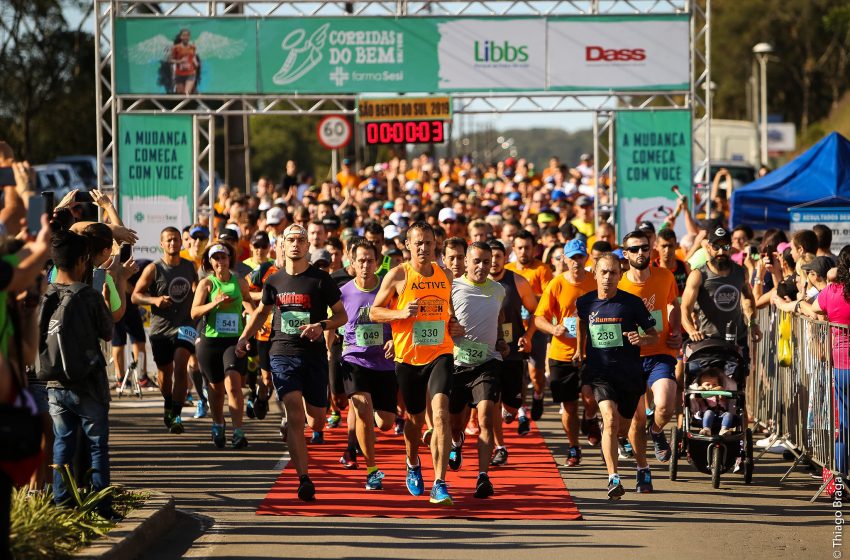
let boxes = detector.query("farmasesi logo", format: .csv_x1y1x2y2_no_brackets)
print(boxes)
585,46,646,63
473,40,529,65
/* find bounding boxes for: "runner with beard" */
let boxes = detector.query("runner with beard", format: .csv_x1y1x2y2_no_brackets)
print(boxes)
617,231,682,493
681,226,762,435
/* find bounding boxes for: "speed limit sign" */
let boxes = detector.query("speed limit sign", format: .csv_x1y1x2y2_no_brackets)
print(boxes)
317,115,352,149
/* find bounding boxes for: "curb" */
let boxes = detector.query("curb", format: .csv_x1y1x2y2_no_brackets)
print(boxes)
74,491,176,560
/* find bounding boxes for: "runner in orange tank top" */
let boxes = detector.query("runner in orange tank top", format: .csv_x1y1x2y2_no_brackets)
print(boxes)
370,222,464,505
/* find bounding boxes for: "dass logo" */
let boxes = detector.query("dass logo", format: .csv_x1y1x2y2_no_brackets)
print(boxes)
585,46,646,62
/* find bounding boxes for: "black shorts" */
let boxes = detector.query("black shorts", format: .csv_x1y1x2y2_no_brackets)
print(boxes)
499,359,524,409
111,304,146,347
270,352,329,409
195,336,246,384
342,362,398,413
328,341,345,396
150,328,197,368
548,359,581,403
590,378,644,420
449,359,502,414
396,354,454,416
528,330,549,368
257,340,271,372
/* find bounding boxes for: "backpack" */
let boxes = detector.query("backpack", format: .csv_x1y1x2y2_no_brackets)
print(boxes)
36,282,105,383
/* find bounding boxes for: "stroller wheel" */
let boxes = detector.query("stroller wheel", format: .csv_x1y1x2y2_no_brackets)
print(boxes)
669,427,681,481
711,444,722,489
744,428,754,484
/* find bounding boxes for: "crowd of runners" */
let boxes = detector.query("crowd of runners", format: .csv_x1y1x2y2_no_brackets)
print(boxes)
3,146,847,537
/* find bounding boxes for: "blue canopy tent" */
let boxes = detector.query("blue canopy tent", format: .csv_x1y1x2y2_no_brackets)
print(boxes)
730,131,850,230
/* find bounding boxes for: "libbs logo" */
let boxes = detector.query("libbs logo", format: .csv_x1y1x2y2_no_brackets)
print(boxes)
474,40,529,63
585,46,646,62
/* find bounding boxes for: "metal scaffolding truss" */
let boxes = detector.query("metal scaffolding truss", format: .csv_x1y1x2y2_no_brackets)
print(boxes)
95,0,710,224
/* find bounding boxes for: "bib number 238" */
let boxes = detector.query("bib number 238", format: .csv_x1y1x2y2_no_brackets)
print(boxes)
589,323,623,348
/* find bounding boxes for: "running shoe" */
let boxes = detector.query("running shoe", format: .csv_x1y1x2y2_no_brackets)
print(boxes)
473,473,494,499
254,397,269,420
115,377,124,390
186,393,194,405
531,397,544,421
339,450,358,469
365,470,385,491
564,446,582,467
297,475,316,502
279,418,288,443
169,415,185,434
138,376,152,388
650,426,672,463
393,416,405,435
194,400,207,419
719,427,733,437
246,398,256,419
310,430,325,444
517,415,531,436
422,428,433,446
327,411,342,429
429,480,453,505
636,467,653,493
465,416,480,437
502,409,516,425
448,433,464,471
618,438,634,460
490,447,509,467
607,475,625,500
406,464,424,497
232,427,248,449
163,411,174,429
587,418,602,447
211,424,226,448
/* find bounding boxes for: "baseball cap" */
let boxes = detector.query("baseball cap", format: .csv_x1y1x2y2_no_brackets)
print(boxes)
564,238,588,259
612,248,626,259
383,201,394,210
251,231,270,248
190,226,210,240
322,215,341,231
576,195,593,207
208,244,228,258
551,189,567,201
384,224,401,240
283,224,307,239
266,207,285,226
507,192,522,202
638,220,656,234
537,212,556,225
707,226,732,244
310,249,332,267
580,153,591,161
218,227,239,242
802,256,833,278
438,208,457,223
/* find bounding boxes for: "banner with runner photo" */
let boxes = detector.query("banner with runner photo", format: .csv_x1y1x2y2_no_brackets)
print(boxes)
615,110,692,238
118,114,194,260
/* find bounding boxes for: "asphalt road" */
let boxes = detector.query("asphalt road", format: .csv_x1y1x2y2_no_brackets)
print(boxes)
107,394,839,560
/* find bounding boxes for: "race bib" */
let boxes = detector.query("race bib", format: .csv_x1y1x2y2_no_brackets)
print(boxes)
638,309,664,336
563,317,577,338
215,313,239,335
413,320,444,346
589,323,623,349
281,310,310,335
355,324,384,347
177,326,198,344
454,338,489,366
501,323,513,344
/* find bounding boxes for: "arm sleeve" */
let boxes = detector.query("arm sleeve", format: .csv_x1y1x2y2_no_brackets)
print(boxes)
635,299,657,331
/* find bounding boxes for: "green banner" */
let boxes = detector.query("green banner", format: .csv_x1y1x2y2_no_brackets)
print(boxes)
615,111,692,236
114,16,690,94
114,18,258,94
118,114,194,259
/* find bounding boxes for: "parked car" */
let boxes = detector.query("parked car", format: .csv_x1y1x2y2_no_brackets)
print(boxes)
32,164,72,199
48,163,87,193
52,155,112,188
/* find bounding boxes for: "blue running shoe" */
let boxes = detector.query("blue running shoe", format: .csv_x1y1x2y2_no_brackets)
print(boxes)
448,433,464,471
169,416,185,434
194,400,207,419
365,470,385,491
246,398,256,419
232,427,248,449
607,475,625,500
310,430,325,444
650,427,672,463
429,479,453,505
327,411,341,429
211,424,225,448
406,464,424,496
636,467,653,493
618,438,634,460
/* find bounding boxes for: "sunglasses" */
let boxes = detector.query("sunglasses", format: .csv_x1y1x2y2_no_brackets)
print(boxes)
625,245,650,254
711,243,732,252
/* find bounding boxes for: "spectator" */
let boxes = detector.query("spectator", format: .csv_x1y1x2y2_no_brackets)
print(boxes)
813,224,836,259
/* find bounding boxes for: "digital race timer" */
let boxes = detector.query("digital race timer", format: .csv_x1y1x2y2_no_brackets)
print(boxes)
364,120,445,145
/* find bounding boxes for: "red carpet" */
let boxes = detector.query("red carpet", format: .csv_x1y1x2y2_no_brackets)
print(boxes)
257,418,582,520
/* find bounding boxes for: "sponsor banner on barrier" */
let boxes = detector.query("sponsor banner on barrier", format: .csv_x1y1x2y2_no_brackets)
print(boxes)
118,114,194,259
615,111,692,237
114,16,690,94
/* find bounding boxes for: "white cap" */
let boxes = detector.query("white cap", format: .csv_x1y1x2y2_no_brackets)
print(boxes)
258,200,271,212
208,244,228,258
266,206,285,226
384,224,400,240
283,224,307,239
438,208,458,223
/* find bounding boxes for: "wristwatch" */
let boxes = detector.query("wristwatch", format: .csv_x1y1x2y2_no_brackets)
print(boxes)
318,320,327,331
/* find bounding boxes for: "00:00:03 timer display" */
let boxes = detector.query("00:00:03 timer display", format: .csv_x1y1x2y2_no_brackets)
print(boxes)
365,120,445,145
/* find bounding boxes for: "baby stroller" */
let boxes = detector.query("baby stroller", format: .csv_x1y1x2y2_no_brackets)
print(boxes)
669,338,754,488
